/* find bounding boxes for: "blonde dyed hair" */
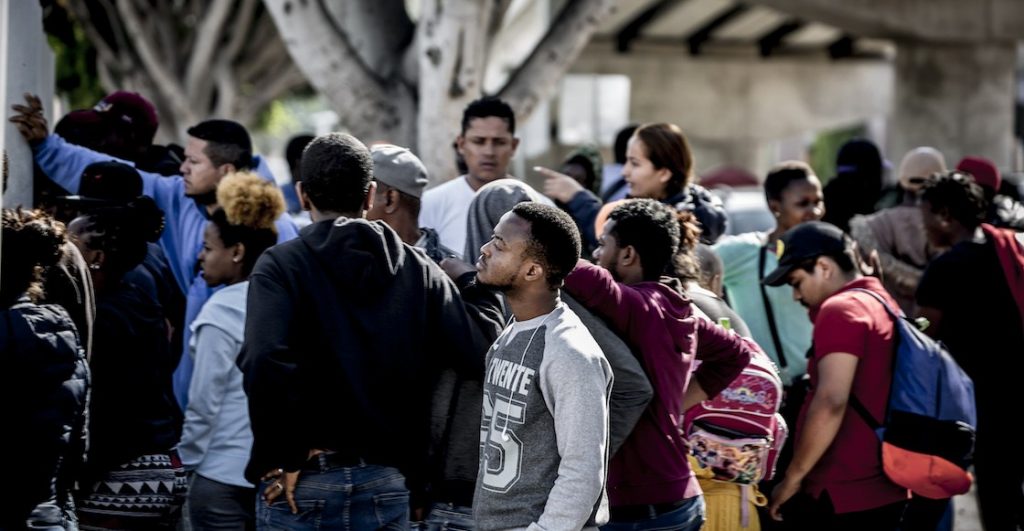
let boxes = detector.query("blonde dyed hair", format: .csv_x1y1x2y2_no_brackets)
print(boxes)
216,171,285,233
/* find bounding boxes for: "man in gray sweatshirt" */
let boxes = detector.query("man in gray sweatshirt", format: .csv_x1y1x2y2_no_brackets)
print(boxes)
474,202,612,531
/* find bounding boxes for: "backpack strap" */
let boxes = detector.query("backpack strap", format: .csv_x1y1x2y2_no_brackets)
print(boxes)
758,244,788,369
846,287,897,431
849,394,882,430
849,287,903,319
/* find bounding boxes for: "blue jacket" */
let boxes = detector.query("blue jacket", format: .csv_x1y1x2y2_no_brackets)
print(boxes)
34,135,299,408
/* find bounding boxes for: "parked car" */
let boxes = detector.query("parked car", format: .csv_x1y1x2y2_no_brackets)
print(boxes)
711,186,774,236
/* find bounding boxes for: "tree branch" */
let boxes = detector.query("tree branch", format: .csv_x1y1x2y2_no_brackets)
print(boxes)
222,0,259,63
66,0,119,67
185,0,233,98
321,0,413,79
235,66,307,125
263,0,414,144
485,0,515,52
236,31,290,82
154,1,178,71
497,0,618,120
414,0,496,184
115,0,195,124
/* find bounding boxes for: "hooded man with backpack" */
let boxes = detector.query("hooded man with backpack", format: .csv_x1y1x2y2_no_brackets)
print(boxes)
762,221,909,530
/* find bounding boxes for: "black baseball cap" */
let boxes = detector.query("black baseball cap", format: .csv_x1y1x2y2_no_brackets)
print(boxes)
762,221,849,287
59,161,143,207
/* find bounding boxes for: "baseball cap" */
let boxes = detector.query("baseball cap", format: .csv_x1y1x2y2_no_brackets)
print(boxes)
897,147,946,193
93,91,159,145
762,221,849,287
956,156,1000,192
60,161,144,206
371,144,429,198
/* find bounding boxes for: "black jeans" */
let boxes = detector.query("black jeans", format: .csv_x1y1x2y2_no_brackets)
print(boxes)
188,474,256,531
778,492,906,531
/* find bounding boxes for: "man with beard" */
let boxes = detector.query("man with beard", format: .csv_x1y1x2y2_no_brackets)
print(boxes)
473,202,613,531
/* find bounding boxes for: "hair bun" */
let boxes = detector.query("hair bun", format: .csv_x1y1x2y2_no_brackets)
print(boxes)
216,172,285,231
126,196,165,243
2,208,67,269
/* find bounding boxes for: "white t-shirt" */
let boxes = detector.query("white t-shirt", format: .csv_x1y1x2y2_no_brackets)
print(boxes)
419,176,477,260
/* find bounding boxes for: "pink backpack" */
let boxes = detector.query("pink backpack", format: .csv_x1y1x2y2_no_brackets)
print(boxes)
684,338,788,484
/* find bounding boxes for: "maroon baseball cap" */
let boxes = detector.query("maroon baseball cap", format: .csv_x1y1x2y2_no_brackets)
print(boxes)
93,91,159,145
956,156,1000,192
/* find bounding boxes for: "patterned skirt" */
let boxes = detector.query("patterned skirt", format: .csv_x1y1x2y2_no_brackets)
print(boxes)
77,450,187,530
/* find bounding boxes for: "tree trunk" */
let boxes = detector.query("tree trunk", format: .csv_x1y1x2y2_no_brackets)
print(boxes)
415,1,496,184
264,0,417,148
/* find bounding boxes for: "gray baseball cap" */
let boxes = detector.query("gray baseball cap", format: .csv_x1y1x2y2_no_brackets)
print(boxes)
371,144,429,198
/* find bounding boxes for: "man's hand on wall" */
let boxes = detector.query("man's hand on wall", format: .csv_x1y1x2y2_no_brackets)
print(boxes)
9,93,48,145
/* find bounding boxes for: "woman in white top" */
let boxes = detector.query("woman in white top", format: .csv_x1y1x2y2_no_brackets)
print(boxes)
179,172,284,529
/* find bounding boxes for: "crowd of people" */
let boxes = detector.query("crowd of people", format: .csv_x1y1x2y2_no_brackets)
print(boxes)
2,88,1023,531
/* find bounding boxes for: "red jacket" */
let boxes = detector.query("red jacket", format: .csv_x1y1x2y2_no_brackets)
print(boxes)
564,260,752,506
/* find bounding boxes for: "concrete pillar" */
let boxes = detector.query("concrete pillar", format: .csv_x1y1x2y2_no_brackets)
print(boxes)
888,40,1015,168
0,0,54,210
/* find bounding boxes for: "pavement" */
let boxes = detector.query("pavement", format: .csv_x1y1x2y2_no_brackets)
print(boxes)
952,482,982,531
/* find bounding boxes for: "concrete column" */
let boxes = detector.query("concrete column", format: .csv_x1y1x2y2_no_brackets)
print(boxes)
889,40,1016,168
0,0,54,209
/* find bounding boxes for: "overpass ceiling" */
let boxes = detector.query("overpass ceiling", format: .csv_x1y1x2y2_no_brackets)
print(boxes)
600,0,894,59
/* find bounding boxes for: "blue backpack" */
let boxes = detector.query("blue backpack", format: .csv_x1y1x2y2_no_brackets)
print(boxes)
849,288,977,499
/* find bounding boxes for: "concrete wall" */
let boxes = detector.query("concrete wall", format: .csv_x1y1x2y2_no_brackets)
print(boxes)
889,41,1016,168
570,41,893,177
1,0,55,209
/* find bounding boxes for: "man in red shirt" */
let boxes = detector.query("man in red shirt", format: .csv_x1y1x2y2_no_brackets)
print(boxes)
763,221,909,530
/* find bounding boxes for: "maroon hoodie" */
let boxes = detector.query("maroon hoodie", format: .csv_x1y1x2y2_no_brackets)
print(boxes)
564,260,752,506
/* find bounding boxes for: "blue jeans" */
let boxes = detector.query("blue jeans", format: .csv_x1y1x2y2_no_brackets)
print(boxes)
256,463,409,530
421,502,474,531
189,473,257,530
602,496,706,531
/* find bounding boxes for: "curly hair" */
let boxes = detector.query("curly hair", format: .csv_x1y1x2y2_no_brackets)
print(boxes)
672,211,702,283
2,208,67,306
511,202,581,288
921,170,988,230
209,172,285,275
608,199,699,281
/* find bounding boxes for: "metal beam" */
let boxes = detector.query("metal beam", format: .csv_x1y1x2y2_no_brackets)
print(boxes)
828,34,855,59
616,0,687,53
757,19,804,57
686,3,749,56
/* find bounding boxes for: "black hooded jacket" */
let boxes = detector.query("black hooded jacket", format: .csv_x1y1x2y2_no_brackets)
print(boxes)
1,300,89,529
238,218,501,486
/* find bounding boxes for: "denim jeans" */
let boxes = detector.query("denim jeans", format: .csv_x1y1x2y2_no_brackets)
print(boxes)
421,502,474,531
601,496,706,531
256,463,409,530
189,473,257,530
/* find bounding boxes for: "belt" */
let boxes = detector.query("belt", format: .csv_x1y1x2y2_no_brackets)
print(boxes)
609,499,688,521
300,451,365,472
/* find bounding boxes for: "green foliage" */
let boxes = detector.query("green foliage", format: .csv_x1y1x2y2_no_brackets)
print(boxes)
44,3,105,110
809,124,866,185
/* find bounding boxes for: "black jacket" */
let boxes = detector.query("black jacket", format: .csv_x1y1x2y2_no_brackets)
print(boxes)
1,300,89,529
238,218,499,486
88,279,182,481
